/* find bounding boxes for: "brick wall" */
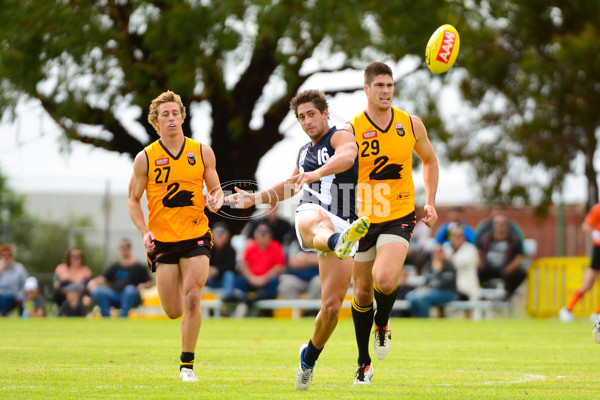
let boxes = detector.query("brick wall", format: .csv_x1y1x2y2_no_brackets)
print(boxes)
433,204,590,259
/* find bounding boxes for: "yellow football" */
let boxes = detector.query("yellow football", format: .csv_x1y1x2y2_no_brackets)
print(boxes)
425,24,460,74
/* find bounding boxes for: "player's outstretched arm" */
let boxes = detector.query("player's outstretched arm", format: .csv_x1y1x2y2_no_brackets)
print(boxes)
412,115,439,228
202,144,224,213
225,158,300,208
128,151,156,252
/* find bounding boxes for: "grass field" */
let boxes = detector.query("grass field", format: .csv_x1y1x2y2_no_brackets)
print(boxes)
0,316,598,399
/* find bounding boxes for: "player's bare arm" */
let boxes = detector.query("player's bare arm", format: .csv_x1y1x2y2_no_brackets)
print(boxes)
225,160,300,208
127,150,156,252
201,144,224,213
412,115,439,228
289,129,358,190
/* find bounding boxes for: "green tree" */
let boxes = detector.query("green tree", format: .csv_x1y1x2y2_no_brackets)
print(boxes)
0,169,26,243
446,0,600,211
0,0,451,227
0,168,102,277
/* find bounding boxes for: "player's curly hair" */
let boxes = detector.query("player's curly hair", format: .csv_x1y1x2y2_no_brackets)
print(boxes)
364,62,393,86
289,89,329,118
148,90,187,133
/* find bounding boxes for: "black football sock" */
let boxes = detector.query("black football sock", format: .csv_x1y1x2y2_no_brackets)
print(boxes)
374,284,398,329
352,298,374,366
180,352,194,371
302,339,322,369
327,233,341,251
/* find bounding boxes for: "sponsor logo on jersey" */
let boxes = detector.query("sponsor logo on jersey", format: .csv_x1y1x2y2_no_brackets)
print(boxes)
395,123,405,137
197,240,204,246
397,192,411,200
436,30,456,64
193,219,202,225
362,131,378,139
155,158,169,166
187,151,196,166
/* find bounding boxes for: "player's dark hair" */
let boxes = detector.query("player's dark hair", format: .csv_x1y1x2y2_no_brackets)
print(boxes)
364,62,393,86
289,90,329,117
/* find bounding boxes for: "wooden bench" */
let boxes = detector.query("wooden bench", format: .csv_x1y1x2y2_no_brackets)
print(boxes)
253,297,512,320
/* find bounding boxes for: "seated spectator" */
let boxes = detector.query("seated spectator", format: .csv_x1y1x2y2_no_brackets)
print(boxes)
406,244,458,318
244,204,294,246
477,214,526,299
0,243,28,316
443,225,480,301
405,206,433,274
434,206,477,245
226,224,285,305
58,283,88,317
206,222,237,299
88,239,153,317
277,241,321,300
392,266,416,318
21,276,46,318
53,247,93,307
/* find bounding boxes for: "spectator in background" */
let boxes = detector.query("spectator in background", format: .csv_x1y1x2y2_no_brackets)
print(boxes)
0,243,28,316
21,277,46,318
53,247,93,307
405,206,433,274
477,214,526,299
434,206,476,245
443,225,480,302
58,283,88,317
206,222,237,299
406,244,457,318
278,241,321,300
561,203,600,322
245,204,294,246
88,239,153,317
226,224,285,305
392,266,416,318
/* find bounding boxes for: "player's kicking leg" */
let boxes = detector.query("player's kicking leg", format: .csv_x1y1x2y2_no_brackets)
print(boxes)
335,217,370,259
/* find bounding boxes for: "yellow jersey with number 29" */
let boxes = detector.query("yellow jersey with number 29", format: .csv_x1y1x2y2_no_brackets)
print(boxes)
349,107,416,224
144,137,209,242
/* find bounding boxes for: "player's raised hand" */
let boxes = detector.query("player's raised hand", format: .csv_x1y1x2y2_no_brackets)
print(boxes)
224,186,256,209
287,170,321,193
421,204,438,228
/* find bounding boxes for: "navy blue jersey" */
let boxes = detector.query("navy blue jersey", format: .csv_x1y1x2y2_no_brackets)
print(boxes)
297,127,358,221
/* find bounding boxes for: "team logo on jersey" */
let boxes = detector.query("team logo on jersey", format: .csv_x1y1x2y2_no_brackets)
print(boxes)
162,190,195,208
298,148,308,167
187,151,196,165
362,131,378,139
395,123,405,137
369,157,403,180
155,158,169,166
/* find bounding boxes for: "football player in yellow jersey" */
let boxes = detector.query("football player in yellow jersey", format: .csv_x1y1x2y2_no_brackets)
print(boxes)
343,62,439,384
128,91,223,383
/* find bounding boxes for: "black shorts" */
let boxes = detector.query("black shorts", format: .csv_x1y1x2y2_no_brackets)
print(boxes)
147,231,213,273
592,246,600,271
357,212,416,253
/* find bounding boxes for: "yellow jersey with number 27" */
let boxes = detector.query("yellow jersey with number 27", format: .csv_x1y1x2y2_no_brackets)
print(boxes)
144,137,209,242
349,107,416,224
